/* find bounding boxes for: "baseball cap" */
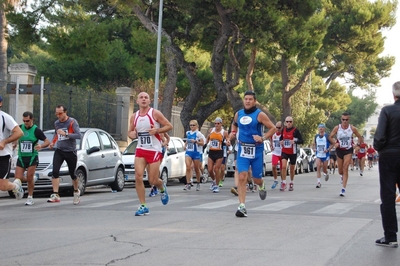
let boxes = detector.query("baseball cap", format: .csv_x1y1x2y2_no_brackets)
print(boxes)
318,123,325,128
215,117,222,123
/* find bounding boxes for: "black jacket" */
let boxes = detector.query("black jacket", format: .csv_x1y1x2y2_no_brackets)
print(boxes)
373,99,400,153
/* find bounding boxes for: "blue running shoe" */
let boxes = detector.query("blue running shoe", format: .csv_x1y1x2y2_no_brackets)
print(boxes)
271,180,278,189
160,185,169,205
135,206,150,216
149,186,159,197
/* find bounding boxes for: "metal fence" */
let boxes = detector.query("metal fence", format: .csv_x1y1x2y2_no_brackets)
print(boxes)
1,84,118,136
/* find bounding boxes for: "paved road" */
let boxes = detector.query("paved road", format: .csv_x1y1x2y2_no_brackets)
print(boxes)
1,165,399,265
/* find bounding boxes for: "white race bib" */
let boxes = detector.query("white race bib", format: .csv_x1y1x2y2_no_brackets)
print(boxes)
240,143,256,159
186,142,194,151
138,132,153,148
283,139,292,148
20,141,33,152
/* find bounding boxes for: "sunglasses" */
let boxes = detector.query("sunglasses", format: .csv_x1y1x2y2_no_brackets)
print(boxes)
55,112,64,115
285,121,293,123
23,120,31,123
190,124,196,126
276,127,281,129
342,119,349,121
215,122,221,125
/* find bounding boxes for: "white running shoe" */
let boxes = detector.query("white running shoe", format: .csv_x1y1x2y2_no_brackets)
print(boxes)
25,196,34,206
73,190,81,205
12,179,24,200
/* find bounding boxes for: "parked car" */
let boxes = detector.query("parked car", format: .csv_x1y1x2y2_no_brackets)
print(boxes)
295,147,310,174
9,128,125,196
303,147,317,172
122,137,186,185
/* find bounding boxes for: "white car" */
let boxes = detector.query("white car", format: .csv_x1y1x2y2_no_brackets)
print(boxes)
9,128,125,196
122,137,187,185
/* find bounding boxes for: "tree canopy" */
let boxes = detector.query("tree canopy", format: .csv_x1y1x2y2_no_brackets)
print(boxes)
5,0,397,140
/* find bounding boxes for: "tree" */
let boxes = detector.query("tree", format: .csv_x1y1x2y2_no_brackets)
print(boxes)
0,0,21,95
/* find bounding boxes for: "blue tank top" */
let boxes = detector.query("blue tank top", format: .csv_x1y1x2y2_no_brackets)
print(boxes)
186,131,198,153
237,109,262,144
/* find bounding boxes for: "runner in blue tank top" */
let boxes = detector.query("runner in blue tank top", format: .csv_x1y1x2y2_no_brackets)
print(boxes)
229,91,277,218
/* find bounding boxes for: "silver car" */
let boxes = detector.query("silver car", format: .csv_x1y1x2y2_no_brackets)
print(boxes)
9,128,125,196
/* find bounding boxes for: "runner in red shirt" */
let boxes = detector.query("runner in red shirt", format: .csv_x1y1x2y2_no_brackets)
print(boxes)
367,145,376,169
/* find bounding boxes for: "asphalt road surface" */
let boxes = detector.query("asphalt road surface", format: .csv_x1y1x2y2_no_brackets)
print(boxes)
1,164,399,266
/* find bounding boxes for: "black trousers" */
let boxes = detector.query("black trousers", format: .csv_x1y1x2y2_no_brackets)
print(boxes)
378,152,400,242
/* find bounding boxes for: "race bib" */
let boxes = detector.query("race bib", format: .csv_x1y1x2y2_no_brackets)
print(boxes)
186,142,194,151
20,141,33,153
240,143,256,159
360,148,365,153
210,139,220,149
273,140,280,148
317,145,326,157
339,137,351,149
283,139,292,148
138,132,153,148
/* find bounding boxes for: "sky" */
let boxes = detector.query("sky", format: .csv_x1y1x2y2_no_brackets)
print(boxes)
374,6,400,105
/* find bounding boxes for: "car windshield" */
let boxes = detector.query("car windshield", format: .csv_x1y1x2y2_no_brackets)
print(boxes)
123,141,137,155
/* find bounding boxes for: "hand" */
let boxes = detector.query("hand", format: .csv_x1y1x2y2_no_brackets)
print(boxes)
49,143,54,149
128,130,137,140
34,144,42,151
148,124,158,135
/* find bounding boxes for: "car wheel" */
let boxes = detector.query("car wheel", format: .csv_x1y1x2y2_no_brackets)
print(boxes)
202,167,209,183
110,167,125,191
76,168,87,196
263,164,267,176
161,168,169,185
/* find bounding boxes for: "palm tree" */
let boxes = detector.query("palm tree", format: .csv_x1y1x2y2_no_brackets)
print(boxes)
0,0,20,95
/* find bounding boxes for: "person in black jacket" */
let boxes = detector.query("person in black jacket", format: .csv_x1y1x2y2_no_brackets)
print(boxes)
373,81,400,248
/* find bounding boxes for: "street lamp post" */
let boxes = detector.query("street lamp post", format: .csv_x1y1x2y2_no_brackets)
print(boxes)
153,0,164,110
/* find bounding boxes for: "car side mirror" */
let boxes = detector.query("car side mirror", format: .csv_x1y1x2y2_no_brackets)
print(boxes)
87,146,100,155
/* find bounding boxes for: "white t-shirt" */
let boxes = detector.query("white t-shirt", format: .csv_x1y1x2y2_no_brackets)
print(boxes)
0,111,19,156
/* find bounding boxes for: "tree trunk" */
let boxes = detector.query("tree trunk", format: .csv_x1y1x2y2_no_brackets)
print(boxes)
158,45,176,122
0,8,8,95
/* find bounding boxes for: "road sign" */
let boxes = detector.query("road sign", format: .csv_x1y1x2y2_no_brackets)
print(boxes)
6,84,51,95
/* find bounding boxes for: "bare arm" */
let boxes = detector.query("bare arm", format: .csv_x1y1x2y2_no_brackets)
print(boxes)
128,115,137,140
0,125,23,150
351,125,364,144
258,112,277,141
150,110,173,135
329,126,339,145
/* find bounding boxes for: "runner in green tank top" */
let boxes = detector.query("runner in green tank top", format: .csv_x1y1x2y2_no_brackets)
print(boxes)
14,111,50,205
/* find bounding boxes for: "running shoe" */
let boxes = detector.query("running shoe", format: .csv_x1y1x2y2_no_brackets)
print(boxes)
212,186,220,193
135,205,150,216
231,187,238,196
73,189,81,205
218,180,224,187
183,184,191,191
25,196,34,206
360,172,363,177
271,180,279,189
196,183,201,191
280,182,286,191
47,193,61,203
160,185,169,205
324,173,329,182
149,187,159,197
375,237,398,248
289,182,294,191
340,188,346,197
316,182,321,188
258,181,267,200
248,182,254,190
201,175,207,184
235,205,247,218
209,181,216,190
12,179,24,200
